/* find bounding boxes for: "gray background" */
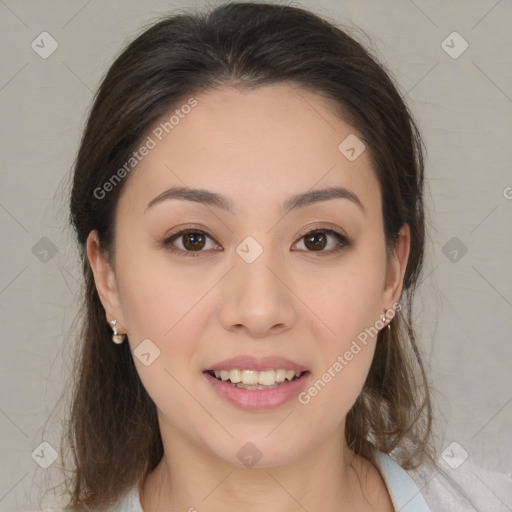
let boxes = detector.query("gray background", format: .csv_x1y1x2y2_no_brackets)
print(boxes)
0,0,511,510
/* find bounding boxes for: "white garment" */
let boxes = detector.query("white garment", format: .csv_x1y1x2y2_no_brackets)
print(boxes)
373,450,479,511
41,451,480,511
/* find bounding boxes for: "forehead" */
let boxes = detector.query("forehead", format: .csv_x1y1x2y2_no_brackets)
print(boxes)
119,84,381,217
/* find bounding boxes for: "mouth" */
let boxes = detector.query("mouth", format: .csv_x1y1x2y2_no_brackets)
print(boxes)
203,355,311,409
204,368,308,390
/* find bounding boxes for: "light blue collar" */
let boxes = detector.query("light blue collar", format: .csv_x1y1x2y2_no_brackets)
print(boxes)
373,450,432,511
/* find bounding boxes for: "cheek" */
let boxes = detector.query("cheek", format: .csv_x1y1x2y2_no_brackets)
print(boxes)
114,248,212,427
305,255,385,346
295,254,385,418
297,291,381,435
112,247,214,424
115,242,211,342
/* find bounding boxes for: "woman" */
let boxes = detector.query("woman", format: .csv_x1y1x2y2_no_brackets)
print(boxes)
46,2,479,510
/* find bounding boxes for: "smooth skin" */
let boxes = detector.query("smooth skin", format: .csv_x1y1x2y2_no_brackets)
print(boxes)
87,83,409,511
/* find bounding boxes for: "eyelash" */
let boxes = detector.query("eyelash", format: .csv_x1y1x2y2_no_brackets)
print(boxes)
162,225,350,258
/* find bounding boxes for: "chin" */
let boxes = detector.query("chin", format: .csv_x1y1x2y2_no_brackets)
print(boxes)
204,431,310,470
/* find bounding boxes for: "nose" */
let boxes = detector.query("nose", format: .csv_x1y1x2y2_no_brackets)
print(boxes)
217,247,299,338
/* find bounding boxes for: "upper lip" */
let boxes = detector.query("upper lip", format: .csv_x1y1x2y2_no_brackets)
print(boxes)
205,355,309,372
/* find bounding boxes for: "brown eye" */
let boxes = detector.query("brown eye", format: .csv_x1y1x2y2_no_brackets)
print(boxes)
304,231,327,251
294,229,349,255
182,231,206,251
163,229,220,256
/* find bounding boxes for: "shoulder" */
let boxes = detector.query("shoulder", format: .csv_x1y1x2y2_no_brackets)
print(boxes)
105,483,142,512
373,450,481,512
409,462,481,512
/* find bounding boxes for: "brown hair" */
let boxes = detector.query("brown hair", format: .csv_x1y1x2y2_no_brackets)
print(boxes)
63,2,432,509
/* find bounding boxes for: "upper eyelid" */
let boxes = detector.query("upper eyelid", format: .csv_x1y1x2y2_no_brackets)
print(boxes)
295,222,347,238
164,224,217,240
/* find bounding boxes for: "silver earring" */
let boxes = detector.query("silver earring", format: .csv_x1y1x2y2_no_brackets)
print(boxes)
110,319,126,344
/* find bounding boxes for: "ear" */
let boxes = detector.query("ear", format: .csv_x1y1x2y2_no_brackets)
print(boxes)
382,224,411,308
86,230,126,332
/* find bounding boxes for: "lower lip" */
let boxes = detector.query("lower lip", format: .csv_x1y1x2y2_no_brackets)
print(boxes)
203,371,310,411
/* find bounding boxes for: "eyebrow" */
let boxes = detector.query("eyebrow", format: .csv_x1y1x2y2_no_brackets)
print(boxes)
145,186,365,214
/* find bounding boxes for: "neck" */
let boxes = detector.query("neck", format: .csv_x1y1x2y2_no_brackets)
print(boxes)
140,428,384,512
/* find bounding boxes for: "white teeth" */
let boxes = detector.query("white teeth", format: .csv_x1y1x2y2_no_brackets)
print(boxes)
229,369,242,383
241,370,259,385
285,370,296,381
210,368,304,386
258,370,276,386
275,369,287,382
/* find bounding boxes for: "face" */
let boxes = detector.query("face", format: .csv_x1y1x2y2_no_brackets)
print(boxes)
88,84,409,469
